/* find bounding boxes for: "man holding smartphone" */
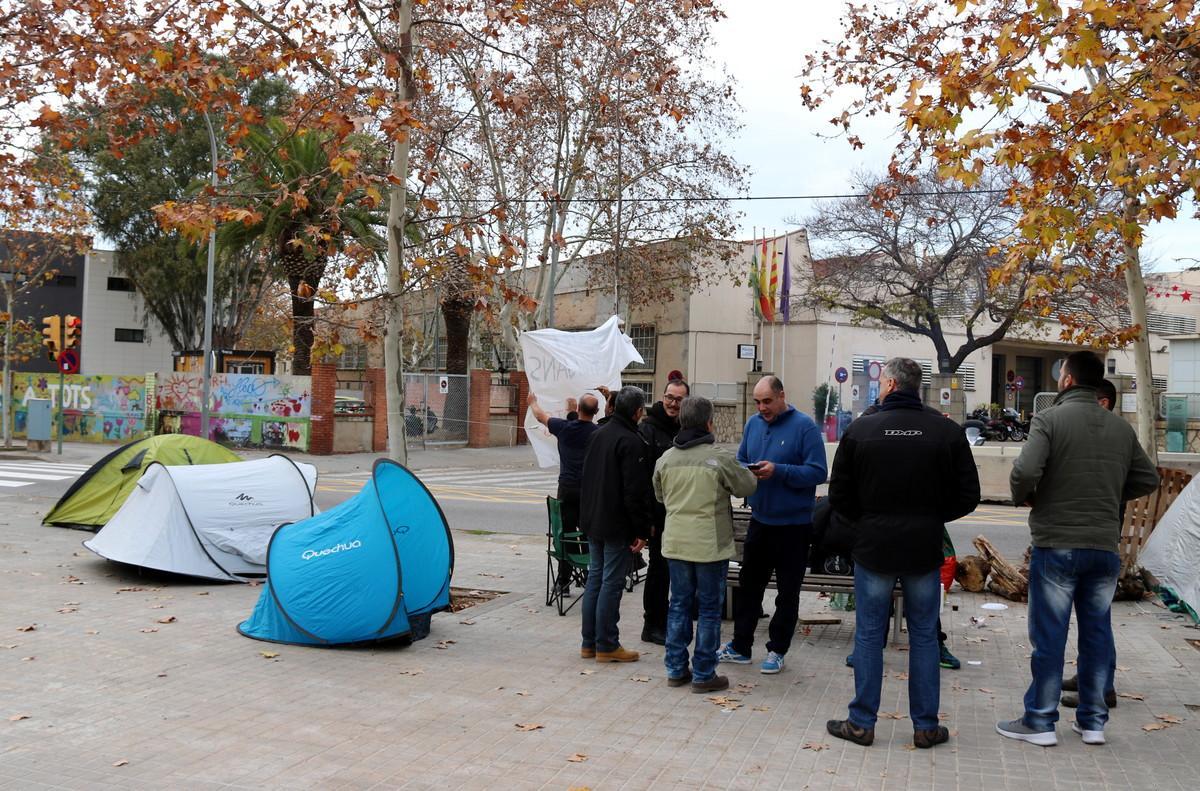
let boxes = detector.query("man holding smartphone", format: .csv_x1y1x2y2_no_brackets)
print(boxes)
718,375,828,674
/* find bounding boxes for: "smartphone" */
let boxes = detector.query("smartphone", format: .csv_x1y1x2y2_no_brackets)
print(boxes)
747,462,764,471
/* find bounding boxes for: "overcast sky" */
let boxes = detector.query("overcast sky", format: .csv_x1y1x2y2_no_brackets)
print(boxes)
710,3,1200,272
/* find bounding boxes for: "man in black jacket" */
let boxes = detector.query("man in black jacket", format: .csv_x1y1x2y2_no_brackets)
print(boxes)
637,378,689,644
825,358,980,750
579,386,654,663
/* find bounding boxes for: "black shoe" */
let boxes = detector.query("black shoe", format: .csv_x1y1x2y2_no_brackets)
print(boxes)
827,719,874,746
556,581,571,595
1061,690,1117,708
641,626,666,645
691,674,729,693
1062,674,1078,692
845,654,854,668
667,670,693,687
914,726,950,749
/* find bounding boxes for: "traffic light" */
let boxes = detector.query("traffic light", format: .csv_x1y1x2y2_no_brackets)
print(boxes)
41,315,61,360
63,314,81,349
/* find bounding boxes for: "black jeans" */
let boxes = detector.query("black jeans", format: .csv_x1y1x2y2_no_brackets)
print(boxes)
643,521,669,631
556,483,584,586
732,519,811,657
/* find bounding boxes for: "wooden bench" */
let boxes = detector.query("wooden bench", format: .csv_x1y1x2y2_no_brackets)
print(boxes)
1119,467,1192,573
727,509,903,643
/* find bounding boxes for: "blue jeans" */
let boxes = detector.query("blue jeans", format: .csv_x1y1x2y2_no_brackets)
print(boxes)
665,559,728,683
581,538,631,653
848,565,941,731
1024,547,1120,732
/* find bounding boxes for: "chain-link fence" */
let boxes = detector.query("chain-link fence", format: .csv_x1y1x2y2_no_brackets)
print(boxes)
402,373,470,449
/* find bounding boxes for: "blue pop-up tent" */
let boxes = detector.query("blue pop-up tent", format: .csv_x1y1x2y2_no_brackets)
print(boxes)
238,459,453,646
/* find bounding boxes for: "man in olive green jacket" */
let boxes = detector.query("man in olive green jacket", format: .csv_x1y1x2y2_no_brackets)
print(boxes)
653,396,757,692
998,350,1158,748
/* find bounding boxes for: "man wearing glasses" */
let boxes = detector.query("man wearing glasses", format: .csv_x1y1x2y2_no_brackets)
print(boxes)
637,377,690,645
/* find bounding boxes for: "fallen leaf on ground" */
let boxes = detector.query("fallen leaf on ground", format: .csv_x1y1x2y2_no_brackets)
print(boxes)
8,714,30,721
156,673,167,678
112,760,128,767
259,651,280,659
938,712,949,720
879,711,907,719
902,743,917,751
579,669,595,675
21,656,34,661
115,587,145,593
1118,693,1145,701
751,706,771,712
16,625,35,632
56,607,77,614
62,602,79,607
514,691,529,696
978,688,994,694
149,605,164,610
63,575,85,585
514,723,544,731
629,676,650,683
195,591,209,596
477,572,504,578
156,616,176,624
1,644,15,649
892,672,909,680
85,630,98,635
397,669,423,676
139,628,158,633
707,695,740,706
735,682,756,692
435,640,455,649
567,753,587,762
1116,665,1131,672
1157,714,1184,724
458,619,476,625
1161,625,1172,630
802,742,829,751
1143,722,1169,731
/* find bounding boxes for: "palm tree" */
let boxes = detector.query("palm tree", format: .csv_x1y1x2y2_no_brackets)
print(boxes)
219,118,385,375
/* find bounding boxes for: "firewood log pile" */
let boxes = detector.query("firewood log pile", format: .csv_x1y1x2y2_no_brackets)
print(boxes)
970,536,1029,602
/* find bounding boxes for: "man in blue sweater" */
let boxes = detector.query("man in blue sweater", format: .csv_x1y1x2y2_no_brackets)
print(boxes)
718,375,828,674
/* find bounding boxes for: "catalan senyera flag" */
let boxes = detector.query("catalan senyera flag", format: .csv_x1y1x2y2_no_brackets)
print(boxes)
768,237,780,317
781,239,792,323
750,240,764,320
758,238,774,322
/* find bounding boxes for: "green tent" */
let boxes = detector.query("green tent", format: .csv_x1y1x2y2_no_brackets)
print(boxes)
43,434,241,530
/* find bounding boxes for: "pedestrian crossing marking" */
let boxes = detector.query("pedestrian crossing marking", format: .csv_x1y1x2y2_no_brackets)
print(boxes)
0,460,91,491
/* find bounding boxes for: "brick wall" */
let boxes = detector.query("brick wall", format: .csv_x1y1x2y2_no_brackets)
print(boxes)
468,369,492,448
511,370,529,445
366,367,387,452
309,362,336,455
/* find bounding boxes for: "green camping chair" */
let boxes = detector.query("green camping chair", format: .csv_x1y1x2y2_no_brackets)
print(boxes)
546,496,589,616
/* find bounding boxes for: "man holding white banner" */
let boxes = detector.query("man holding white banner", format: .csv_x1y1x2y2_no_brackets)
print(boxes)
518,316,644,468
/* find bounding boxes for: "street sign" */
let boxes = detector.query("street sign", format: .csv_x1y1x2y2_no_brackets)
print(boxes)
736,343,757,360
58,349,79,375
834,366,848,383
851,384,861,401
939,387,951,406
438,375,449,394
1014,376,1025,390
866,361,882,382
1006,369,1015,383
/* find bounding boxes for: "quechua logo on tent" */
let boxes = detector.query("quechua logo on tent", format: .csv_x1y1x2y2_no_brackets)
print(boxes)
301,539,363,561
229,492,263,507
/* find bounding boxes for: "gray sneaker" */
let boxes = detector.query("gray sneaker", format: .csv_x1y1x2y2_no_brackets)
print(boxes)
996,718,1057,746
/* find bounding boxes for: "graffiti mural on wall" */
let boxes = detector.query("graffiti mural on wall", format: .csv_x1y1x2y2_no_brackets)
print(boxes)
156,373,311,451
10,374,147,443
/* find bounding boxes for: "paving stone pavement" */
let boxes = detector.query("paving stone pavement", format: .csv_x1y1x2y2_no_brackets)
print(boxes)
2,494,1199,790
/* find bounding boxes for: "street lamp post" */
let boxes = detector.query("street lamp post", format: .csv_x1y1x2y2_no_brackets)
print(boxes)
199,109,218,440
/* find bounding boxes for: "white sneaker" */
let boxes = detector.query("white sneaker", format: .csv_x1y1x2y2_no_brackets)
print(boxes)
1071,721,1105,745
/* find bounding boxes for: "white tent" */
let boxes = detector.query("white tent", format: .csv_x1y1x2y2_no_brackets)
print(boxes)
1140,475,1200,617
83,455,318,582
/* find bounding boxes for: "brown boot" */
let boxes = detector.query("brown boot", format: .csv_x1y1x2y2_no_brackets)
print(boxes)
580,647,596,659
914,726,950,749
595,646,640,662
691,674,730,693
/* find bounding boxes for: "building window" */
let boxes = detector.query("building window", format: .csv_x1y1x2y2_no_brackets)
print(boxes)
622,379,654,399
626,325,656,371
114,328,145,343
227,361,265,374
957,363,976,391
107,276,136,292
851,354,886,375
337,343,369,370
1119,309,1197,335
55,274,77,287
1107,358,1117,374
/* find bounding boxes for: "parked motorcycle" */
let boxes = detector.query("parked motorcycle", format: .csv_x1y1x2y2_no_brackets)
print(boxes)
966,408,1012,442
999,407,1029,441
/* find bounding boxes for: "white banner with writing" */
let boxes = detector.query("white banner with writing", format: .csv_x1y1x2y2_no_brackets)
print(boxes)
518,316,643,467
